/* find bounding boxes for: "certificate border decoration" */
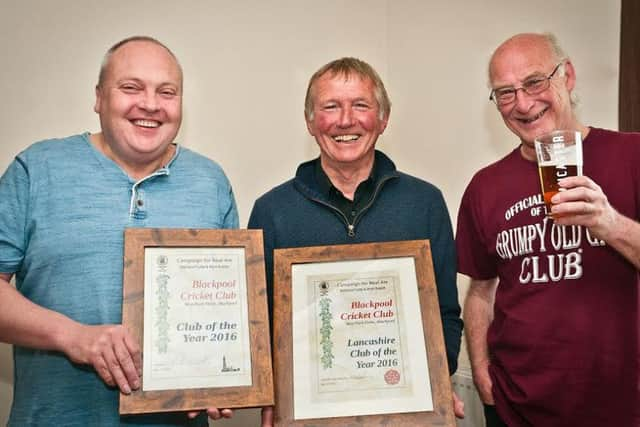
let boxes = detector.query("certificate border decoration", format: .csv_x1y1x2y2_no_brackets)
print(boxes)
119,228,274,414
272,240,456,427
154,272,171,354
317,285,334,370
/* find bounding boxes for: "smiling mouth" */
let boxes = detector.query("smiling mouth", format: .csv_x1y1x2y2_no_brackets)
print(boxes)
518,107,548,124
333,134,360,142
132,119,160,128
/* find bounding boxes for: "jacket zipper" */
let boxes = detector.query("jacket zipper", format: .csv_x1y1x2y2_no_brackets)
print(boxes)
309,175,394,238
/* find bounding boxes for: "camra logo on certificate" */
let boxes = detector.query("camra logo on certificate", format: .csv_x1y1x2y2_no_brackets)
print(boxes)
120,229,273,415
143,247,251,391
292,259,432,420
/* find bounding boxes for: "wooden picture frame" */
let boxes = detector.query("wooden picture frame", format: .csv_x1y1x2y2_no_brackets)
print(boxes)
272,240,454,426
120,228,274,414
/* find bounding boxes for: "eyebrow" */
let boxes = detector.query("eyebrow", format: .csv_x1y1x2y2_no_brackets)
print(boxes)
116,77,181,88
493,71,547,90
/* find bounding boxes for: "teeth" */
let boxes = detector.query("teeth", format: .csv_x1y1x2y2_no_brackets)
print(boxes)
521,108,547,124
133,119,160,128
333,134,359,142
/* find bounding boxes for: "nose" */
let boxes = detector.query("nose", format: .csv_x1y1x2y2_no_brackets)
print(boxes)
139,89,160,112
338,107,355,128
513,88,535,113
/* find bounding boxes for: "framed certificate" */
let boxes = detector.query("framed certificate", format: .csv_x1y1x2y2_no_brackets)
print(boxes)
272,240,455,426
120,228,274,414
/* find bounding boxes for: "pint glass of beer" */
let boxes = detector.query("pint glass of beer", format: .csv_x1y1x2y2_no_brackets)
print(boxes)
534,130,583,217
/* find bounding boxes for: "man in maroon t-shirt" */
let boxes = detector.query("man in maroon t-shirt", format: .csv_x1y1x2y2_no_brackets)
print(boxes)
457,32,640,427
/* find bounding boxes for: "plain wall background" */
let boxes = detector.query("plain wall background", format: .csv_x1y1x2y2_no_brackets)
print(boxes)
0,1,620,425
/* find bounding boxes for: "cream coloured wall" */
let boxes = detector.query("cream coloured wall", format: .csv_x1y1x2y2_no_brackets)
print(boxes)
0,1,619,425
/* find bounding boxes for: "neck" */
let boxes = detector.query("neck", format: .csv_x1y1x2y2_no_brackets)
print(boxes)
320,154,374,201
90,133,175,180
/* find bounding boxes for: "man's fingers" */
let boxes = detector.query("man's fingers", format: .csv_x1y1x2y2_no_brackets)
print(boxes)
453,391,465,418
97,337,132,394
97,347,130,393
206,408,222,420
261,406,274,427
187,408,234,421
558,175,598,191
107,354,132,394
95,355,115,387
114,336,140,390
69,324,141,393
123,329,142,376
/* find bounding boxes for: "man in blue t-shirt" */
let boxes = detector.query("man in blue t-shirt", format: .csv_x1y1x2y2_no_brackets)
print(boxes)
0,36,238,426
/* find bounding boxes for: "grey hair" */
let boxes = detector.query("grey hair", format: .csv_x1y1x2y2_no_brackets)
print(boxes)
543,32,569,64
542,32,578,107
97,36,183,87
304,57,391,121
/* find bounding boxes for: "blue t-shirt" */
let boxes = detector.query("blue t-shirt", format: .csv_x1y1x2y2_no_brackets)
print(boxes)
0,133,238,426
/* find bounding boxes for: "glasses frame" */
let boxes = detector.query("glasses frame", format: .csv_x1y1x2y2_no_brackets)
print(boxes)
489,62,563,106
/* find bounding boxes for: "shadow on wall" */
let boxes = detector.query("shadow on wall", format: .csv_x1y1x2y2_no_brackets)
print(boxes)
483,102,518,157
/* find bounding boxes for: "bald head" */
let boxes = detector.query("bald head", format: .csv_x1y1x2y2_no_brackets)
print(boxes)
486,32,583,150
98,36,183,89
489,33,568,83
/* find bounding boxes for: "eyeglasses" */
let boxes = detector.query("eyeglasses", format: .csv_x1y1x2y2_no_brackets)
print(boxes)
489,63,563,107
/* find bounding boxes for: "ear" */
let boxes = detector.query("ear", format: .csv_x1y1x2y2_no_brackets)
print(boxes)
305,111,315,136
94,85,102,114
377,113,390,135
563,60,577,92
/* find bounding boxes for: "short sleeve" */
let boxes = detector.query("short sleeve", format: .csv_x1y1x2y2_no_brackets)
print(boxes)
0,157,30,273
456,177,497,280
221,185,239,229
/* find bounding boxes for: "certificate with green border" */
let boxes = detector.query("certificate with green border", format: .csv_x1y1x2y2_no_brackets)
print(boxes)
272,240,455,427
120,228,273,414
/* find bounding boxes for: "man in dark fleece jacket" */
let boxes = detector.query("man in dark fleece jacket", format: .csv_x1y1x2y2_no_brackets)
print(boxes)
249,57,463,424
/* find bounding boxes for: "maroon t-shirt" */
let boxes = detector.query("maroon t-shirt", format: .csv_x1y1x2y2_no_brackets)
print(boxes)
456,128,640,426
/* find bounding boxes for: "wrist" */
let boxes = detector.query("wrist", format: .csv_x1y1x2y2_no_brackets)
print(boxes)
590,206,623,242
51,317,82,357
470,357,490,373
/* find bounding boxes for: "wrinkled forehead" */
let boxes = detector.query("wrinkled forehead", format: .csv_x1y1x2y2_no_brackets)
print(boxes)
316,69,372,87
489,39,556,86
104,40,183,86
312,70,375,96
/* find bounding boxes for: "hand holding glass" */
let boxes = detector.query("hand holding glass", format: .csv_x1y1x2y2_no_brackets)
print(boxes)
534,130,583,217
